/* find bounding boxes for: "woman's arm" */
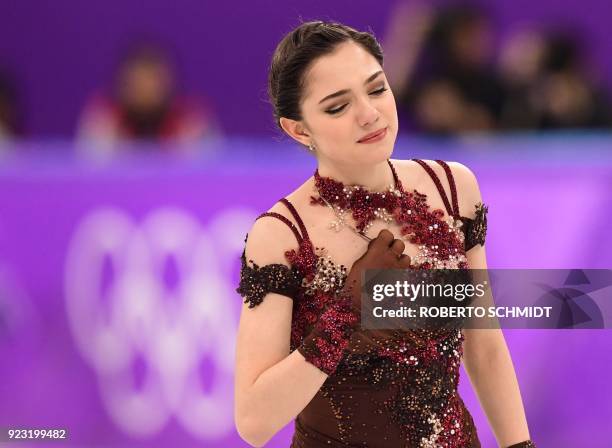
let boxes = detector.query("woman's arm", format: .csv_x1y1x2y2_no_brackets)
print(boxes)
462,326,531,446
462,245,531,446
235,313,327,447
234,216,328,447
452,162,532,447
234,215,410,446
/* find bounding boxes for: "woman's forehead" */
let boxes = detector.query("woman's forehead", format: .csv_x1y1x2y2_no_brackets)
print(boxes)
302,42,382,103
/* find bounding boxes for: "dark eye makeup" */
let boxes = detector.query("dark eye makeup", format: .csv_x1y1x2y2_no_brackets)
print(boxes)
325,86,388,115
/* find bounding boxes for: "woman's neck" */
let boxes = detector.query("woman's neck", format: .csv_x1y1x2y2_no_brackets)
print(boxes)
315,159,395,192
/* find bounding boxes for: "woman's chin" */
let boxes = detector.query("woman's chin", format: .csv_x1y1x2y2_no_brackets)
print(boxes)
353,143,394,164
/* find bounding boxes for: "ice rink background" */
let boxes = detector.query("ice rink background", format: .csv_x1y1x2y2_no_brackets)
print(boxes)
2,0,612,445
0,135,611,447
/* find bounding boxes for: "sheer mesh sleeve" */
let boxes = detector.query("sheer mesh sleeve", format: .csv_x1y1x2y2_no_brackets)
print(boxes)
461,202,489,251
236,249,303,308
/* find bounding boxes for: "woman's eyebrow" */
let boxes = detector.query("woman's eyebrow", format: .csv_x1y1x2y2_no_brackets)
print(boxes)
318,70,384,104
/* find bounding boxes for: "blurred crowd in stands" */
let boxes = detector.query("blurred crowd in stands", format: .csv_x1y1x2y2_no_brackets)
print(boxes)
77,43,221,151
0,41,221,154
384,2,612,134
0,2,611,150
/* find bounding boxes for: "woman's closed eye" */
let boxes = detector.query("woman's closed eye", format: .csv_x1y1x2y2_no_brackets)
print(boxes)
325,86,389,115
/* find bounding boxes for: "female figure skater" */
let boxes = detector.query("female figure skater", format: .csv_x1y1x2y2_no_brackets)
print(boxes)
235,21,535,448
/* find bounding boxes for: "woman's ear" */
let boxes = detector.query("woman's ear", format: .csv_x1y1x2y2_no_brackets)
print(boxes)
279,117,311,146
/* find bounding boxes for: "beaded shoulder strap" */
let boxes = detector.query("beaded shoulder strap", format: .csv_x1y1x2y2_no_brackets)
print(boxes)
254,211,303,245
253,197,311,247
434,160,459,218
278,198,311,242
412,159,459,217
387,159,403,192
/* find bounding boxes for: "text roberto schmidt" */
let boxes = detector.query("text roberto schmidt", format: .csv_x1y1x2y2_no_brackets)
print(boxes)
369,281,553,319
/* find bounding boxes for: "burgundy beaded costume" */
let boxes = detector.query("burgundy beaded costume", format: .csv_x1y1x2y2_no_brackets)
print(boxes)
237,160,490,447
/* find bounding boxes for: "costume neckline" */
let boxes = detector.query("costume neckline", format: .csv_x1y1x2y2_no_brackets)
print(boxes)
313,159,403,196
311,159,406,234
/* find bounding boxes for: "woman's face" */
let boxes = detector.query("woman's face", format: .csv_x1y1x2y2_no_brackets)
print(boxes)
293,41,398,166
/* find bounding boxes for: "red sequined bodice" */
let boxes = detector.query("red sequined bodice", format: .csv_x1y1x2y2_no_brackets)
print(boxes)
237,159,489,447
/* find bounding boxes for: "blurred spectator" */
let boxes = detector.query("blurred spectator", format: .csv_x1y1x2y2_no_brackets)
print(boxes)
385,2,612,135
387,3,506,135
0,71,22,141
77,42,220,152
497,27,548,129
537,31,611,129
499,28,612,130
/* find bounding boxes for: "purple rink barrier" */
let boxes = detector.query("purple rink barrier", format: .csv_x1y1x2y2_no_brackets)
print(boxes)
0,135,611,447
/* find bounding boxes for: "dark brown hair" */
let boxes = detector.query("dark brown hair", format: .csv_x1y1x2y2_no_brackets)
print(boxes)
268,21,384,129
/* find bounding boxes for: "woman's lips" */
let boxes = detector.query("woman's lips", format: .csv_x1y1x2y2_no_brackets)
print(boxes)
358,127,388,143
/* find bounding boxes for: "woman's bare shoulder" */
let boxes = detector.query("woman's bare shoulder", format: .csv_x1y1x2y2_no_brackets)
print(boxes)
390,157,430,187
444,161,483,219
391,158,483,218
244,178,314,266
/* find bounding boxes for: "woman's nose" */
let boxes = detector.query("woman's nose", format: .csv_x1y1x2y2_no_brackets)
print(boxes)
356,97,381,127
